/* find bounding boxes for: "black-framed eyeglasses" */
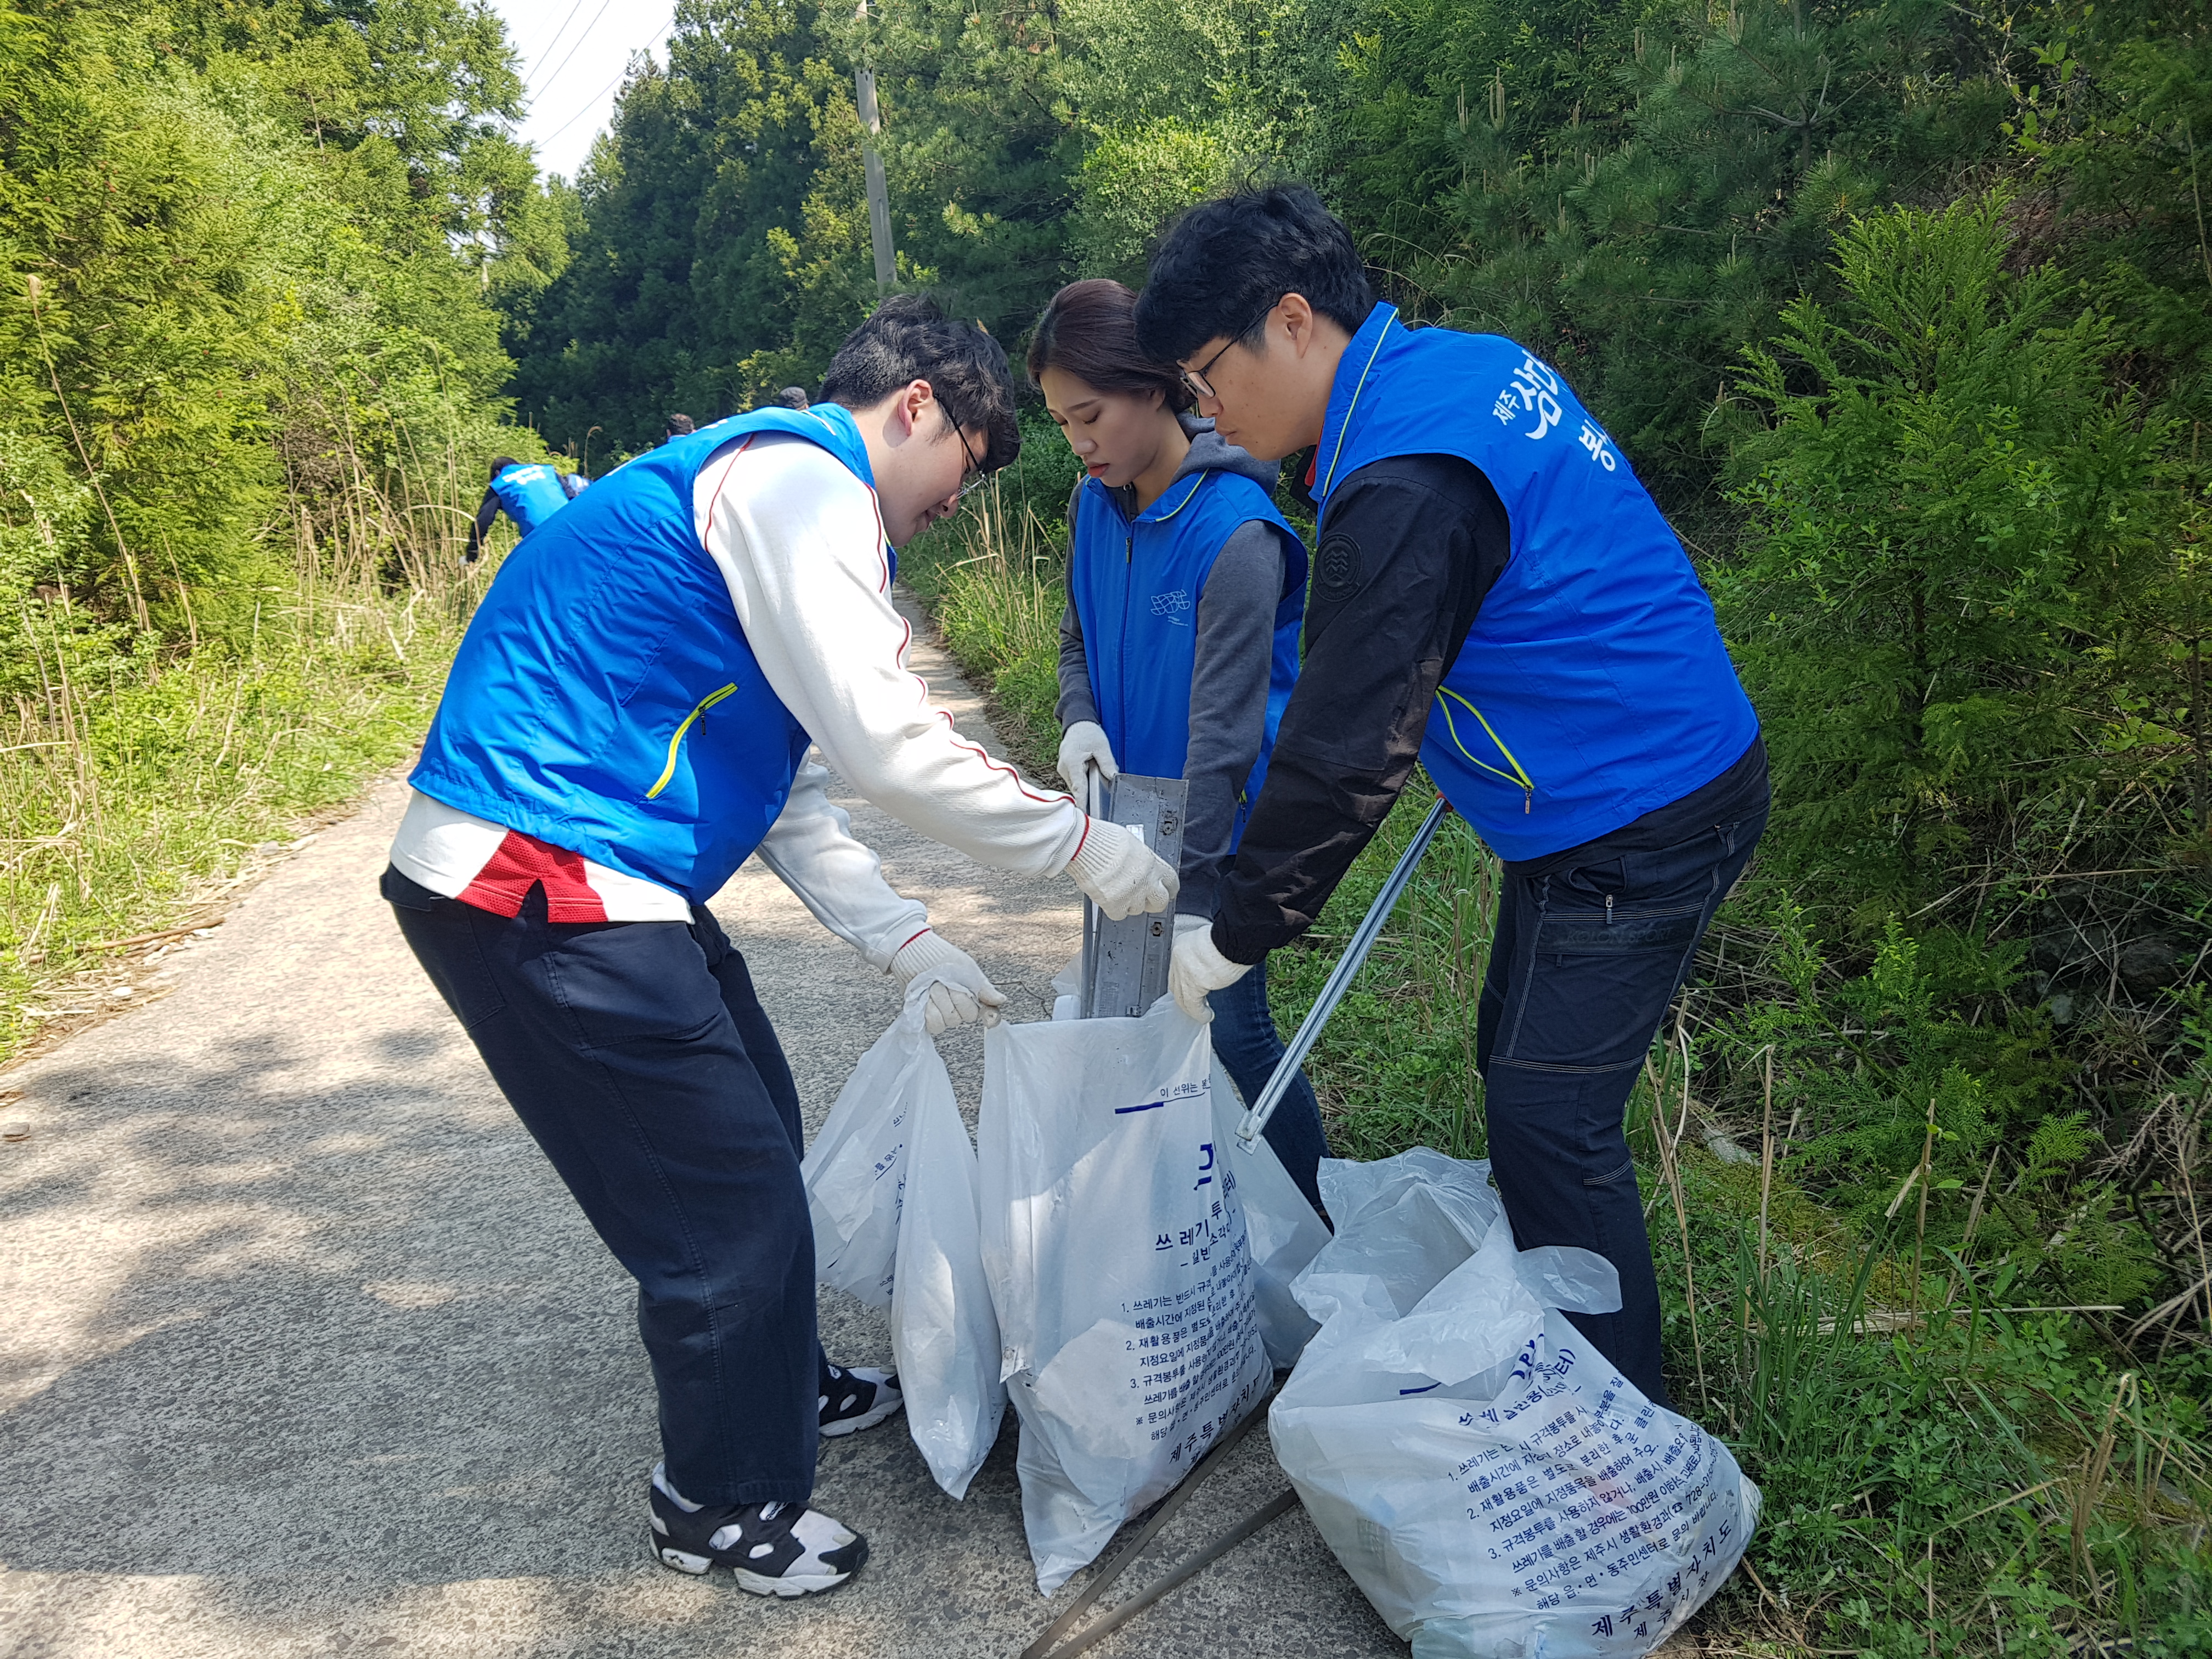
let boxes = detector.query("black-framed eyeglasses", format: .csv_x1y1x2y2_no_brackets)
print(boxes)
1179,300,1278,401
946,410,990,499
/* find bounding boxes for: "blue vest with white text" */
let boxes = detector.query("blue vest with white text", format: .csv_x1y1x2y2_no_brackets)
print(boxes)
1069,471,1305,848
1313,305,1758,862
489,462,574,535
411,406,889,902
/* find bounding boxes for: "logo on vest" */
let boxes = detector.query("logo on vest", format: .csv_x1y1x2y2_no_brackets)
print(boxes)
1149,589,1192,623
1316,533,1362,595
1491,351,1620,471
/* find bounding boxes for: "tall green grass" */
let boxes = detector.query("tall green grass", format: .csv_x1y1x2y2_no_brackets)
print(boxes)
1276,807,2212,1652
0,448,497,1064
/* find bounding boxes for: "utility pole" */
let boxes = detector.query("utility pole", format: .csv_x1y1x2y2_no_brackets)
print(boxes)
855,1,896,292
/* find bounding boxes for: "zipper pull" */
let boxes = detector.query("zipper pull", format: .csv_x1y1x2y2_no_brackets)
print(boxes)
1524,786,1532,815
1126,532,1133,565
1605,893,1613,926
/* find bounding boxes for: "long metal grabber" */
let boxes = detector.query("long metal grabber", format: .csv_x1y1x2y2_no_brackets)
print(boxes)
1021,1386,1283,1659
1235,796,1452,1150
1028,1491,1299,1659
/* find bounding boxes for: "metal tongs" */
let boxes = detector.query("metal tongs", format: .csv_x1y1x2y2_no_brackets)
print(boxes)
1234,797,1452,1150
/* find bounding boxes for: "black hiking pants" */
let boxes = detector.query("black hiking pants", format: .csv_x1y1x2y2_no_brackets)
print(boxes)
1477,739,1769,1408
384,867,819,1508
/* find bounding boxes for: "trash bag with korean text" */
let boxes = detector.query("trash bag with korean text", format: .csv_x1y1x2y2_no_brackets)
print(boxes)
1269,1148,1759,1658
979,997,1273,1593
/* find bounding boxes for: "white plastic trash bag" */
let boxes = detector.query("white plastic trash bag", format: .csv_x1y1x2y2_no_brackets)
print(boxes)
1049,941,1332,1353
1212,1058,1331,1368
980,998,1274,1593
1271,1148,1760,1658
802,989,926,1308
801,977,1006,1499
1050,951,1082,1023
1291,1145,1506,1325
888,1040,1006,1499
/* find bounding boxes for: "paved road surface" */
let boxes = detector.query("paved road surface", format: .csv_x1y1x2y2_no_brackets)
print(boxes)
0,598,1404,1658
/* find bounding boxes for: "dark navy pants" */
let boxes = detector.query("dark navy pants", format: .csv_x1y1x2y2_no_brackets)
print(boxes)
1476,746,1769,1408
1205,953,1331,1215
384,868,818,1507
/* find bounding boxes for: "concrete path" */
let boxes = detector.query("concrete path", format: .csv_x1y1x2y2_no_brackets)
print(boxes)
0,598,1404,1658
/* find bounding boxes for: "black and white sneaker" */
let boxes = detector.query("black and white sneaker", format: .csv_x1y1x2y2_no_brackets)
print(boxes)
647,1463,867,1595
819,1358,902,1438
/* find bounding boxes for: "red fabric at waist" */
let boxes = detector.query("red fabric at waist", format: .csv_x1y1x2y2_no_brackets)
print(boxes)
457,831,611,923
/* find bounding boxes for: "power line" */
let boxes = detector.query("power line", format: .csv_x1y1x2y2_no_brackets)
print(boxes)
522,0,591,90
531,0,618,103
535,22,674,150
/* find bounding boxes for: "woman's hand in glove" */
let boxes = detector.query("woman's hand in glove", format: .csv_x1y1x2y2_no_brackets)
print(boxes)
1170,914,1251,1023
1056,720,1119,794
1066,818,1178,921
890,930,1008,1035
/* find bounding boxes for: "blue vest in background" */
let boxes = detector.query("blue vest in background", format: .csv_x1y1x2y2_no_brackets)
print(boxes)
1069,470,1305,849
1313,304,1758,862
412,405,888,903
489,462,574,534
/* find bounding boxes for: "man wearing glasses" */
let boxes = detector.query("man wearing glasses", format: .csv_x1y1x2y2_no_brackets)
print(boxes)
1138,188,1767,1414
382,296,1176,1594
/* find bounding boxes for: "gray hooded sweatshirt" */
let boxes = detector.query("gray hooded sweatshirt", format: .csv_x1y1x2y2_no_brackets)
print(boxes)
1056,416,1299,919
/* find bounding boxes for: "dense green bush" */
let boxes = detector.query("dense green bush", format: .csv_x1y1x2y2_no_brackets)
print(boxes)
1721,198,2185,915
0,0,555,627
0,0,555,1055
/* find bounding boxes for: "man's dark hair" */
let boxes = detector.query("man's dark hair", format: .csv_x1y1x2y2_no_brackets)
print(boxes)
1026,278,1192,414
1133,184,1376,365
820,293,1021,473
488,456,520,482
665,413,696,437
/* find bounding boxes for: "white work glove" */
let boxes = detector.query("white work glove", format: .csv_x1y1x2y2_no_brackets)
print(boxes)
890,930,1007,1035
1170,913,1251,1023
1066,817,1178,921
1056,720,1119,794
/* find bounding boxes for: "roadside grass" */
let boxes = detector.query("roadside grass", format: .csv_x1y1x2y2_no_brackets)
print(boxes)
0,535,497,1068
1275,792,2212,1654
899,488,1065,778
899,469,2212,1655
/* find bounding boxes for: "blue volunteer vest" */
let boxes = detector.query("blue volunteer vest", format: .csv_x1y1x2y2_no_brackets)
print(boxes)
1069,470,1306,848
411,406,890,903
489,462,574,534
1314,304,1758,862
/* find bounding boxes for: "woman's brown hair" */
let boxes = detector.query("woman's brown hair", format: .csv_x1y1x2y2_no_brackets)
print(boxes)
1026,278,1193,414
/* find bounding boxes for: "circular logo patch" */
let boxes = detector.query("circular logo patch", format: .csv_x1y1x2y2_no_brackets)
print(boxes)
1316,532,1363,594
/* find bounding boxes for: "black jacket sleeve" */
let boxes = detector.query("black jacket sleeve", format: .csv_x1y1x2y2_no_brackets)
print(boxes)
464,487,502,562
1212,453,1511,963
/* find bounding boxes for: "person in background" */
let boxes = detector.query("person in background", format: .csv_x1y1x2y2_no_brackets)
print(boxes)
1141,186,1768,1412
463,456,574,563
1028,278,1333,1213
666,413,697,439
777,387,810,410
385,295,1176,1597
